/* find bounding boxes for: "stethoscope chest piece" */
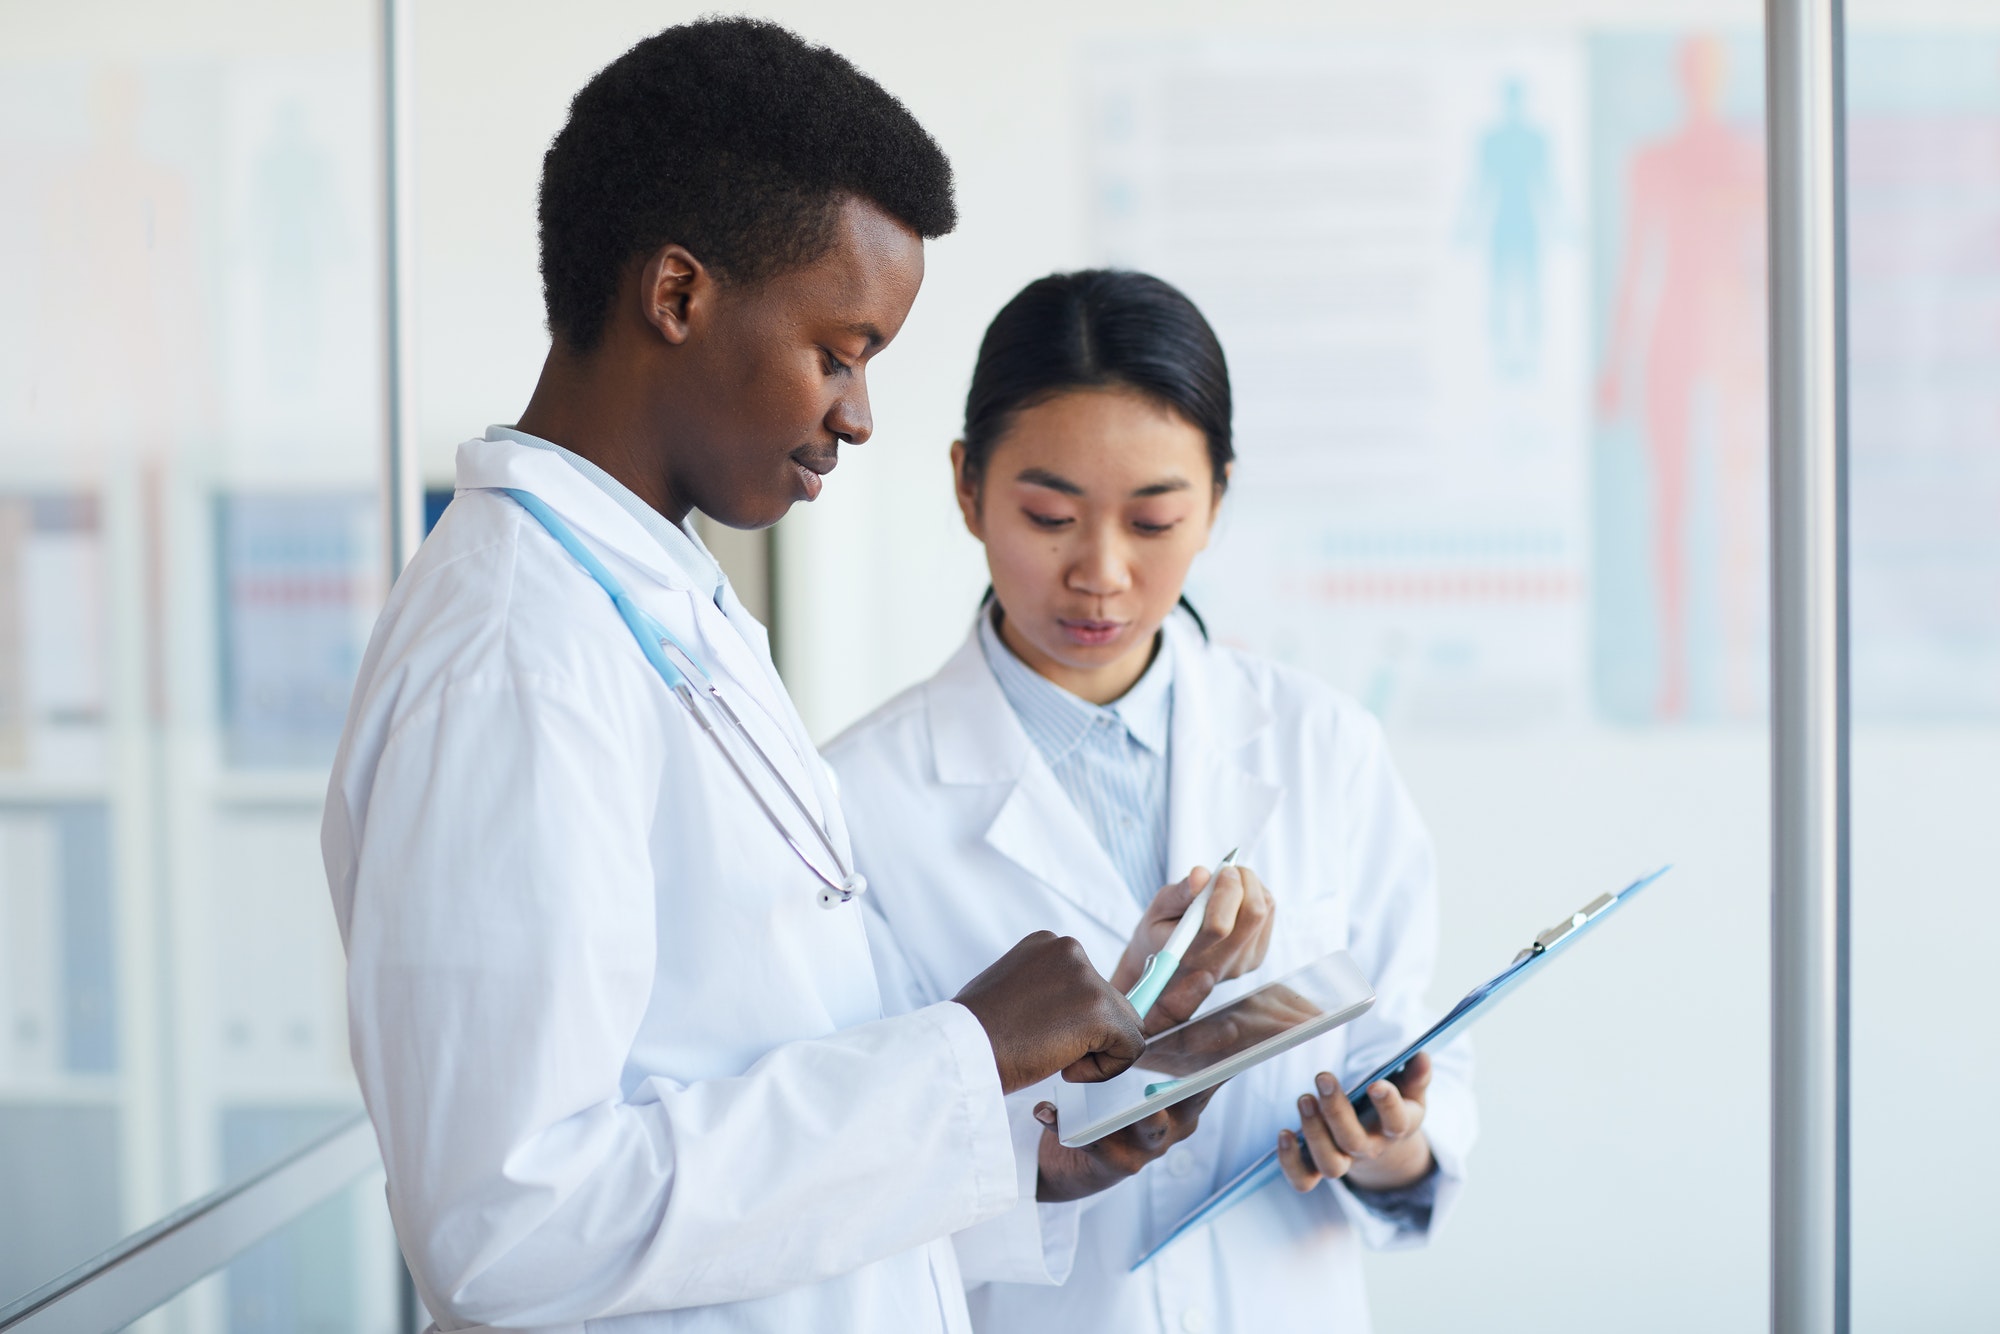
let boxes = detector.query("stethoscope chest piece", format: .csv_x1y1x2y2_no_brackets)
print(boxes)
819,872,867,910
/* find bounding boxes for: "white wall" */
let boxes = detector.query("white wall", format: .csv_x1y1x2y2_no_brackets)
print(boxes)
407,3,2000,1331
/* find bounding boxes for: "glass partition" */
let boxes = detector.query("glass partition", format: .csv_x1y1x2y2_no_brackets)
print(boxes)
119,1168,400,1334
0,1,388,1313
1845,17,2000,1329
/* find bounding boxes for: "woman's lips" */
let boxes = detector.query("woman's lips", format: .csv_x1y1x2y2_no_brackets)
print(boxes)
1057,618,1126,648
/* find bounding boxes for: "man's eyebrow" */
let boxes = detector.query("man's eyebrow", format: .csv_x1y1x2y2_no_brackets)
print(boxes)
1015,467,1084,496
844,322,886,349
1131,477,1192,498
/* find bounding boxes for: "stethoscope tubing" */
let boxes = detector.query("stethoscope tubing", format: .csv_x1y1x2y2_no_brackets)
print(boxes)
501,486,863,907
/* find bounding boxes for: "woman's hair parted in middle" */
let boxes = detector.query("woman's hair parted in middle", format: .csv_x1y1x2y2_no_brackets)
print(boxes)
958,269,1234,492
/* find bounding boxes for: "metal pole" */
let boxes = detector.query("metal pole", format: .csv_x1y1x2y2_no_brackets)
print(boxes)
383,0,423,576
1765,2,1849,1331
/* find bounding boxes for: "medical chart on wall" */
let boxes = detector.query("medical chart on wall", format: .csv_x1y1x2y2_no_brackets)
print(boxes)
0,58,382,475
1591,31,2000,726
1086,38,1594,730
1841,37,2000,722
1090,32,2000,731
1587,33,1769,727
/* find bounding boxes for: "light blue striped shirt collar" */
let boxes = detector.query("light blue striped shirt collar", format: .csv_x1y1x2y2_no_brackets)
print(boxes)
978,607,1173,765
487,424,725,604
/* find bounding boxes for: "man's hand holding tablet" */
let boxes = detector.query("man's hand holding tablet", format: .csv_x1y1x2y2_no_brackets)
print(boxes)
1026,862,1280,1201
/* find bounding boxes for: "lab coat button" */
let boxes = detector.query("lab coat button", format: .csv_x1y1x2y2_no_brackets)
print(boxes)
1180,1308,1209,1334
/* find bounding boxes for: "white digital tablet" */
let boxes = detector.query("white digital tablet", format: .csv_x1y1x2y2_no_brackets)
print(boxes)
1054,950,1376,1148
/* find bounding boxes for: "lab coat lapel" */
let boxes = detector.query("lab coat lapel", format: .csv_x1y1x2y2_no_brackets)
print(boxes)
455,436,682,588
1162,613,1281,884
927,628,1141,941
456,437,836,833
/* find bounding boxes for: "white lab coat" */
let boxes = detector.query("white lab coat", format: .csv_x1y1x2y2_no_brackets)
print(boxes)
322,437,1024,1334
825,611,1476,1334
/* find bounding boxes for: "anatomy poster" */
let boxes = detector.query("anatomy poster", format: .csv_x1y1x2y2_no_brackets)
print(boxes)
1087,37,1592,729
1592,32,2000,725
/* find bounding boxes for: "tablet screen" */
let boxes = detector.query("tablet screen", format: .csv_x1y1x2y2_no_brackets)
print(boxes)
1055,950,1376,1147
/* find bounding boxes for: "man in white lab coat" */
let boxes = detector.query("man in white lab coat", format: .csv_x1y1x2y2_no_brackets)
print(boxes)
321,20,1168,1332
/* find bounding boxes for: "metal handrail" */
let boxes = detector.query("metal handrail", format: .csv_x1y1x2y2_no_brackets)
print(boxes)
0,1114,381,1334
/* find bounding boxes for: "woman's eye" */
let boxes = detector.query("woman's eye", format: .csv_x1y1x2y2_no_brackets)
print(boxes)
1132,519,1179,536
1024,511,1073,530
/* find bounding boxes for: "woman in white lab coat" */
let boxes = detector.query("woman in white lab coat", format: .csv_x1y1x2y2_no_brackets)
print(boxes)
827,271,1477,1334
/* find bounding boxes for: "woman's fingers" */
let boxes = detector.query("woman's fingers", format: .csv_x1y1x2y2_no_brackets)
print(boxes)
1277,1128,1320,1192
1307,1074,1379,1160
1200,866,1244,941
1236,866,1276,972
1395,1052,1434,1103
1158,867,1208,922
1367,1079,1426,1140
1296,1093,1354,1180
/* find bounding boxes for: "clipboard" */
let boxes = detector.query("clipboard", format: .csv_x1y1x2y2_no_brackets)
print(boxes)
1129,866,1670,1270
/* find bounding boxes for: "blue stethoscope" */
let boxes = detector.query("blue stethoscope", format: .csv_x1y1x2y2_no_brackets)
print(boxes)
503,488,865,909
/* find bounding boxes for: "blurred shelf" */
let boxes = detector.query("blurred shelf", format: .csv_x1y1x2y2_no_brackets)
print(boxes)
0,772,112,804
211,1085,362,1109
207,769,332,808
0,1077,124,1106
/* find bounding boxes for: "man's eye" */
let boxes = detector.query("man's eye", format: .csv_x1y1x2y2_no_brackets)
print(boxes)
820,349,852,376
1025,511,1073,530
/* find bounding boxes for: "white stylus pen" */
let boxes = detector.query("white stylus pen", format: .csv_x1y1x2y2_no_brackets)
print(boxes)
1124,847,1240,1021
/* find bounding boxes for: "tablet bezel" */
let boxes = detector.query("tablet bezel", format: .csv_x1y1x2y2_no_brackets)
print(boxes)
1055,949,1376,1148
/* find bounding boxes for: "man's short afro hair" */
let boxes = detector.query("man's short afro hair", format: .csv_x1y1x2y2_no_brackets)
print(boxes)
538,16,957,351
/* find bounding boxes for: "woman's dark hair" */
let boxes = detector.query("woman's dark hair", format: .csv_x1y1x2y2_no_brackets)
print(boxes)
959,269,1233,491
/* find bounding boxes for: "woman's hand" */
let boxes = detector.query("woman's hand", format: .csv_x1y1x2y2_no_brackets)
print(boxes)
1032,1086,1219,1202
1109,863,1277,1035
1276,1052,1435,1193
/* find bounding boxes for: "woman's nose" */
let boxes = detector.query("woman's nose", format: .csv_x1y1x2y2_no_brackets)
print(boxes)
1068,530,1131,595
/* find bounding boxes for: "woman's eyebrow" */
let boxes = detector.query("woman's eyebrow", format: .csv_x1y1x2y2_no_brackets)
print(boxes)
1131,478,1192,498
1015,467,1084,496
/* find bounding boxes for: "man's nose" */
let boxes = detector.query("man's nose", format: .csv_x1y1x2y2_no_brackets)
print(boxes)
828,378,872,446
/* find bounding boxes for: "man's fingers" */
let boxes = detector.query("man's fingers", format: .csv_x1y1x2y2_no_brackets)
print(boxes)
1277,1128,1320,1193
1160,1082,1222,1139
1296,1094,1353,1180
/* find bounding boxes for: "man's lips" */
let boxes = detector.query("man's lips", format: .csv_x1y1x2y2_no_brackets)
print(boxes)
790,446,839,500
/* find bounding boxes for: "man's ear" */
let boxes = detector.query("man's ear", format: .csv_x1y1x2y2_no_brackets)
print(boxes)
950,440,984,540
639,244,708,346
